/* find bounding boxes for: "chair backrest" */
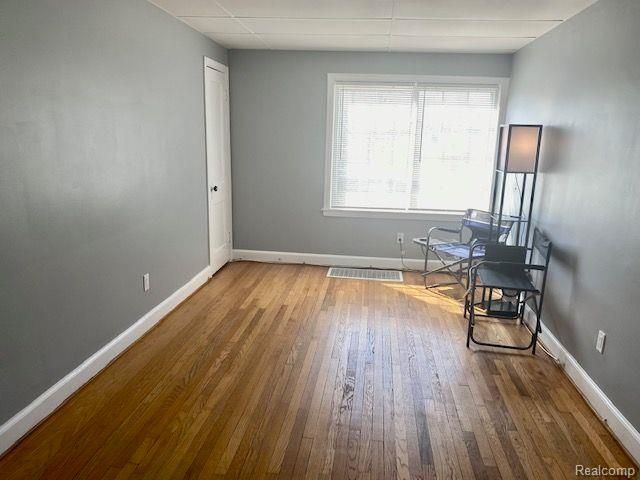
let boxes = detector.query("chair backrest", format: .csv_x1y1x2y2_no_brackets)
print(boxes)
462,209,515,243
531,227,553,264
484,244,528,273
528,228,553,295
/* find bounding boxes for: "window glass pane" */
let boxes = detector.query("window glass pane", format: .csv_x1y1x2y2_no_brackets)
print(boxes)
331,83,417,210
329,80,500,212
412,92,498,210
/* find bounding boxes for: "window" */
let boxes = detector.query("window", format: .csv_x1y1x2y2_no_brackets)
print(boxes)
324,74,506,218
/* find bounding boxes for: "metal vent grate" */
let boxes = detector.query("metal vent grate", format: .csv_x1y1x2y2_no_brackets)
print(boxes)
327,267,403,282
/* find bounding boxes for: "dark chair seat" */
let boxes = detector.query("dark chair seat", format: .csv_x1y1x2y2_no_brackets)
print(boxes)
477,265,538,292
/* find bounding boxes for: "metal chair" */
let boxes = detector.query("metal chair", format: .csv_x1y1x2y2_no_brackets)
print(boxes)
464,227,552,354
413,209,518,288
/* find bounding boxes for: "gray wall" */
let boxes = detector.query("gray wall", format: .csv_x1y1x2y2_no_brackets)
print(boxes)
0,0,225,424
229,50,512,259
507,0,640,429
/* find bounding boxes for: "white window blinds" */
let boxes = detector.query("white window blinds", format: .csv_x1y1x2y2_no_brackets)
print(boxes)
329,81,500,212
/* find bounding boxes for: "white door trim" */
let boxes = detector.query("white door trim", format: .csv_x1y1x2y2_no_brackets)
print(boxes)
203,56,232,275
204,56,228,74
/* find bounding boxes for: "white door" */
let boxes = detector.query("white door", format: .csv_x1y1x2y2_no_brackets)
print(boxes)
204,59,232,275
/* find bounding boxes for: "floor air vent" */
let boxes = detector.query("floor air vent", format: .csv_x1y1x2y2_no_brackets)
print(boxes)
327,267,403,282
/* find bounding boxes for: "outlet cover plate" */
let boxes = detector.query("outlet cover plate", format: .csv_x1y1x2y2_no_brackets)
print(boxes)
596,330,606,354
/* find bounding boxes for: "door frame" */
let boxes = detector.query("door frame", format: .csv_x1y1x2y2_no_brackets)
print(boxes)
203,56,232,275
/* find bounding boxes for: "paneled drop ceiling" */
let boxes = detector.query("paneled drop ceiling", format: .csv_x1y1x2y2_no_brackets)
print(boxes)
149,0,598,53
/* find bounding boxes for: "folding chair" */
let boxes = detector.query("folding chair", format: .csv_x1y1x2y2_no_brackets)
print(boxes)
413,209,517,288
464,228,553,354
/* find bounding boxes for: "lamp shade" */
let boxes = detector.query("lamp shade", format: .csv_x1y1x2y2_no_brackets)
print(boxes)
498,124,542,173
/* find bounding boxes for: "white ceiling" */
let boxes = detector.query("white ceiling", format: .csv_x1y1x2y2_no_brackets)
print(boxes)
149,0,598,53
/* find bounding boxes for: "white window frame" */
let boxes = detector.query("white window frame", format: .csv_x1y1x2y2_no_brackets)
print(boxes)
322,73,510,220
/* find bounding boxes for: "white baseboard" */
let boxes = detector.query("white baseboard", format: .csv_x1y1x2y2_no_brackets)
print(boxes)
0,266,212,456
232,249,440,271
525,309,640,464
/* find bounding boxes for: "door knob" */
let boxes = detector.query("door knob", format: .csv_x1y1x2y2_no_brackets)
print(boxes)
210,186,218,192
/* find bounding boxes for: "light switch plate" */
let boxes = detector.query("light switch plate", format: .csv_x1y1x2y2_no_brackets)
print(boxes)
143,273,150,292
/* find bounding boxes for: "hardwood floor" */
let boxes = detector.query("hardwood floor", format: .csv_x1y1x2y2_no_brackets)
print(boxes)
0,261,635,479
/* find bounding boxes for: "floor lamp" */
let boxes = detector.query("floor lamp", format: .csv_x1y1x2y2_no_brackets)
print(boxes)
490,124,543,247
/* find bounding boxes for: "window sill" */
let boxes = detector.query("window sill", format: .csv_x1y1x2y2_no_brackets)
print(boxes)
322,207,464,222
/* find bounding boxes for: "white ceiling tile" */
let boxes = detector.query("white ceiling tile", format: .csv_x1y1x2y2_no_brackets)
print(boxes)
391,19,559,38
148,0,595,53
205,33,267,49
394,0,598,21
239,18,391,35
148,0,228,17
389,35,532,53
216,0,393,19
260,34,389,51
180,16,250,33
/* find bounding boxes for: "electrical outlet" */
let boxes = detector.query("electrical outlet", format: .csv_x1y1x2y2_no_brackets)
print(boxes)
396,232,404,244
596,330,606,354
143,273,150,292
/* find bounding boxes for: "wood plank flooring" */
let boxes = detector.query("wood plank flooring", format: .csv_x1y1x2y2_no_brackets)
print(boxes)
0,261,636,479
